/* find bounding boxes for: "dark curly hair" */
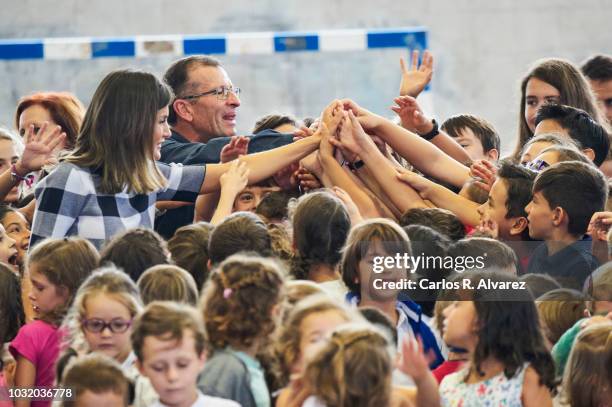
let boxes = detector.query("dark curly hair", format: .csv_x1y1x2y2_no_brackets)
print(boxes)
201,254,286,352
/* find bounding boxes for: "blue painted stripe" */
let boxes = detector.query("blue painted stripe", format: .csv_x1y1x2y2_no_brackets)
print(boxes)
0,28,427,60
91,39,135,58
183,36,226,55
0,40,44,60
274,33,319,52
367,29,427,49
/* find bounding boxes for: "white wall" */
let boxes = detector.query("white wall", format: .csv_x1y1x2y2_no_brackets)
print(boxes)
1,0,611,154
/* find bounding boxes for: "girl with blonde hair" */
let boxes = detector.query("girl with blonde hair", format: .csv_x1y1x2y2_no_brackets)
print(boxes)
60,266,156,407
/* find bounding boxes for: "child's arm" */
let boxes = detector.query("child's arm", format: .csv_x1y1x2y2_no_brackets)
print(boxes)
0,123,66,201
521,366,553,407
396,169,481,226
193,192,219,222
209,160,250,225
587,211,612,264
392,96,472,165
319,111,383,219
399,50,433,99
352,165,402,219
194,139,250,222
13,355,36,407
397,337,441,407
330,187,363,225
200,115,324,194
342,99,471,188
329,111,429,214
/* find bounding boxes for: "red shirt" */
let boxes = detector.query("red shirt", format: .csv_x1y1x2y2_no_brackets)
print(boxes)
433,360,466,383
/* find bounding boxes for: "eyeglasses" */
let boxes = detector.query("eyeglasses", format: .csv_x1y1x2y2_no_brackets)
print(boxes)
525,159,550,172
181,85,241,101
81,318,133,334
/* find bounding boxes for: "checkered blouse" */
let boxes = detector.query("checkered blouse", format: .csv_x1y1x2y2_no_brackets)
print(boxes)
30,161,205,249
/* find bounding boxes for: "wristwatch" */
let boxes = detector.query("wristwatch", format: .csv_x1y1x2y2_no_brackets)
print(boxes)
348,160,365,171
419,119,439,141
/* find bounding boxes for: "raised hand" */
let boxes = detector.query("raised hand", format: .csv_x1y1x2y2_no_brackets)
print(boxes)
339,99,385,133
391,96,432,134
475,217,500,239
395,168,434,198
17,122,66,174
331,186,362,224
336,116,359,163
296,168,322,192
293,125,314,142
328,110,376,159
399,50,433,98
587,211,612,241
219,159,250,197
470,159,498,192
299,150,323,177
396,336,435,382
220,135,250,163
319,100,343,136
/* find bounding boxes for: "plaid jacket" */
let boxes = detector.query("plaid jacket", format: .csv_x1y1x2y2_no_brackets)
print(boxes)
30,161,205,249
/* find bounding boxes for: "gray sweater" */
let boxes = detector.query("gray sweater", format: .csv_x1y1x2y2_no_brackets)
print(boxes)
197,349,257,407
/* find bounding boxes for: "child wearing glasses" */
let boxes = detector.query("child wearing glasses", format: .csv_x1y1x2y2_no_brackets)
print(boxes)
9,237,98,407
60,266,157,407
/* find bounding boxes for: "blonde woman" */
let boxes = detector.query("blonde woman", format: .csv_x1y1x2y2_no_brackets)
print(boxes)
31,69,324,249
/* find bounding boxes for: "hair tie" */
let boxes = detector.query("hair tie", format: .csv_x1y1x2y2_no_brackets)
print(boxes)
223,287,233,299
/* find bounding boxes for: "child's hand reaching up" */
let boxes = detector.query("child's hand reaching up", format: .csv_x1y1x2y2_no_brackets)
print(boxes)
587,211,612,241
339,99,386,133
399,50,434,98
296,168,322,192
219,159,250,197
319,99,343,137
328,110,376,160
331,186,363,224
475,217,500,239
391,95,433,134
470,160,497,192
220,135,249,163
395,168,435,199
397,336,441,407
397,336,433,382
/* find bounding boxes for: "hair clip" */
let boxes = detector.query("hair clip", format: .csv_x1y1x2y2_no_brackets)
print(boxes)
223,287,233,299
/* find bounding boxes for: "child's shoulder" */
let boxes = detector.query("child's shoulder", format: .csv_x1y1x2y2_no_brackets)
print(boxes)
14,320,57,337
199,350,250,383
521,365,553,405
9,320,59,361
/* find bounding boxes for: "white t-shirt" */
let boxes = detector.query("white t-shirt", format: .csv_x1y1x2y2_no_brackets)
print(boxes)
149,391,240,407
317,279,349,302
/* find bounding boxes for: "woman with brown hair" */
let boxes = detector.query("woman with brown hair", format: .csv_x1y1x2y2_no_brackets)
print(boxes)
30,69,324,249
511,58,608,161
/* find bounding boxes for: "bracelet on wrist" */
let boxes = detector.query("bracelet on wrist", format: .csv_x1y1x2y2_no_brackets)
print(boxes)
419,119,439,141
347,160,365,171
10,164,35,187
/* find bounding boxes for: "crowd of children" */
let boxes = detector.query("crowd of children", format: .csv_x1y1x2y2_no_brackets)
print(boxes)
0,50,611,407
